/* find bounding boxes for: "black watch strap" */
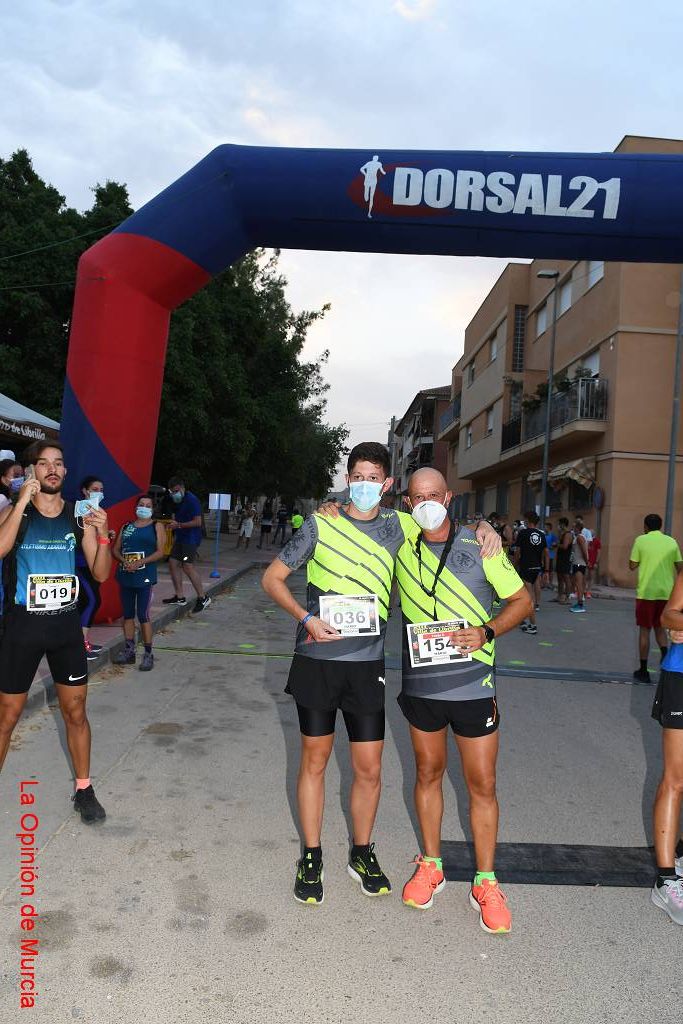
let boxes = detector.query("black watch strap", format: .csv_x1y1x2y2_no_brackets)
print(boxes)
482,624,495,643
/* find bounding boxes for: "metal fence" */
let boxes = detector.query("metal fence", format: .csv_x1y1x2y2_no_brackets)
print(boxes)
438,393,462,433
502,378,607,451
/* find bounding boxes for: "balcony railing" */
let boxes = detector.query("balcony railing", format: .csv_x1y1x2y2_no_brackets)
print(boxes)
439,394,462,433
501,378,608,452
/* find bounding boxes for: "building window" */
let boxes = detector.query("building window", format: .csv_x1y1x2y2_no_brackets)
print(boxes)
467,362,475,386
490,335,497,362
475,489,485,514
509,380,523,421
559,279,572,315
536,303,547,338
451,444,458,465
587,260,604,289
568,479,591,510
512,305,527,372
486,407,494,435
495,482,509,514
466,427,473,449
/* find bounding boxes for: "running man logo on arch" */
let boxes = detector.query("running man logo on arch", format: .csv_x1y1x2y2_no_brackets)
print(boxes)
348,158,622,221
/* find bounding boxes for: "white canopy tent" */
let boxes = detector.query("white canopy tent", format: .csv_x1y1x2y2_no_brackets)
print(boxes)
0,392,60,459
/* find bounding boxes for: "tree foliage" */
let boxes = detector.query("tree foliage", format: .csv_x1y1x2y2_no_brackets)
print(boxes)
0,150,347,499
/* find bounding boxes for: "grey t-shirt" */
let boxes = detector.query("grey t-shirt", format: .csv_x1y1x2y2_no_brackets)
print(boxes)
399,529,521,701
279,509,409,662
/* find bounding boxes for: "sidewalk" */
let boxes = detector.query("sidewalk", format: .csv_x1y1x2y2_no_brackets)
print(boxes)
23,534,280,716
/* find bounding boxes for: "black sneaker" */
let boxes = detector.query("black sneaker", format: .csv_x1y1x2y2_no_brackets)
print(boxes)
192,595,211,614
347,843,392,896
633,668,652,684
162,595,187,605
294,853,324,905
72,785,106,824
525,624,538,635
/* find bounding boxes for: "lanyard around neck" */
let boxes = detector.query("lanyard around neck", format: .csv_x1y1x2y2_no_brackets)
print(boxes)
415,520,458,619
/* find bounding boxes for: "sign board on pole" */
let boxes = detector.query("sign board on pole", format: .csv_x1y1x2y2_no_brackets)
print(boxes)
209,493,232,511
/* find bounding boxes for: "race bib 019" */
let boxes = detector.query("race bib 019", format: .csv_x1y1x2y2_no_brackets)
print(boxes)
318,594,380,637
407,618,471,669
26,574,79,612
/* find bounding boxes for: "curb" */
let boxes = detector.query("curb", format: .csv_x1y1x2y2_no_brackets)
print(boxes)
22,561,261,720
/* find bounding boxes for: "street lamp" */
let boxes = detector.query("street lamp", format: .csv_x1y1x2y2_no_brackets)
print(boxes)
537,269,560,523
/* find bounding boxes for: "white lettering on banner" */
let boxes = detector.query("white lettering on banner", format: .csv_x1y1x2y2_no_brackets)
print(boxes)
391,167,621,220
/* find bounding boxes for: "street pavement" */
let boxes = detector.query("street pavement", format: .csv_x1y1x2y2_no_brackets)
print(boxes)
1,557,681,1024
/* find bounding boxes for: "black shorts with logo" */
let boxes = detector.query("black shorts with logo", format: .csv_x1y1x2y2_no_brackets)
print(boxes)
520,567,543,585
0,607,88,695
652,670,683,729
398,692,500,738
285,653,385,715
169,540,199,563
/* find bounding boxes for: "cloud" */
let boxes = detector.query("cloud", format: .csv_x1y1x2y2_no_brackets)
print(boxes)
392,0,437,20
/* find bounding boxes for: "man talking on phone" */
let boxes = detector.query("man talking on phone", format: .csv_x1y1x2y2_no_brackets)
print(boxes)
0,441,112,822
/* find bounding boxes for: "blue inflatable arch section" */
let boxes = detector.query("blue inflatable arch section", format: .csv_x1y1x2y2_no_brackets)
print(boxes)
61,144,683,616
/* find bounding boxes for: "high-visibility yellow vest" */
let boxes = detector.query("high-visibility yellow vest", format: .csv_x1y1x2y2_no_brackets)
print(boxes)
307,511,413,620
395,535,496,666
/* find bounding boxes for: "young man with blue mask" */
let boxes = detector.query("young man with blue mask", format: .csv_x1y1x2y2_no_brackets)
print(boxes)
162,476,211,614
262,443,501,905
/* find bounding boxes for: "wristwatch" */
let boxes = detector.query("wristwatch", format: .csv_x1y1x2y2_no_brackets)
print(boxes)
482,624,495,643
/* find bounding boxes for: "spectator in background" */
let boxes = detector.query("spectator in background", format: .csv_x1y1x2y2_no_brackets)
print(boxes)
273,506,289,547
575,515,593,543
258,504,274,549
162,476,211,614
514,511,548,635
630,513,683,683
76,475,107,661
236,506,255,549
587,532,602,597
554,517,573,605
544,520,558,590
569,520,589,614
0,458,23,513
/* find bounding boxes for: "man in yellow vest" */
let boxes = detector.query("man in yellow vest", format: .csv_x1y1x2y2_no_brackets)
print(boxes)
396,468,530,933
262,443,501,905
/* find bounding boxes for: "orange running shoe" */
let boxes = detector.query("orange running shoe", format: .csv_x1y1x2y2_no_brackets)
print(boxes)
402,855,445,910
469,878,512,933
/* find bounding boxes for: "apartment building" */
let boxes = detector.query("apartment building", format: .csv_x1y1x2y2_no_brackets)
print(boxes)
437,135,683,586
388,386,450,498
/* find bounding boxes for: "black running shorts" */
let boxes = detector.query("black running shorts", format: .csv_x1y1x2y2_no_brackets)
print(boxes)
285,654,385,715
398,692,500,738
0,607,88,695
169,540,199,563
652,670,683,729
520,567,543,585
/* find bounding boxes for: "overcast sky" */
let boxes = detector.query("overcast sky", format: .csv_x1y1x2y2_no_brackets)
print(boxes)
3,0,683,488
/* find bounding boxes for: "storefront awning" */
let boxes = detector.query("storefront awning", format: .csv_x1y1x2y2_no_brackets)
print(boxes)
0,392,60,453
526,457,596,489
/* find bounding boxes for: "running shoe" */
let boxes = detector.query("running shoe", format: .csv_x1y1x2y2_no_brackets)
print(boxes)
84,640,101,662
675,856,683,878
651,877,683,925
294,853,324,905
162,595,187,605
139,650,154,672
524,624,538,635
519,620,529,631
402,855,445,909
113,647,135,665
470,878,512,934
633,668,651,684
569,603,586,614
72,785,106,824
347,843,392,896
192,595,212,614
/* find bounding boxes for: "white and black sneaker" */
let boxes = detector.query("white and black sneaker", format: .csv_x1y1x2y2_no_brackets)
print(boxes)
651,877,683,925
524,623,538,635
162,595,187,605
192,595,211,614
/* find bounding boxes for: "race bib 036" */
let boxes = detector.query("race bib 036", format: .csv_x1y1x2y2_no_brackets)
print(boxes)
318,594,380,637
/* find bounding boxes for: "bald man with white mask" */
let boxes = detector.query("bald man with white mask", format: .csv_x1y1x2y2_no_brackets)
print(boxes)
396,468,531,932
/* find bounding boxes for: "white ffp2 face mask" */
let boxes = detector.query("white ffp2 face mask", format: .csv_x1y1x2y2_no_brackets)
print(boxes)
411,499,448,531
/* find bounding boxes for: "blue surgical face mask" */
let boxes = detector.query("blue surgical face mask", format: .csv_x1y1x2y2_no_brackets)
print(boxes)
89,490,104,503
349,480,384,513
10,476,24,492
136,506,153,519
172,491,184,504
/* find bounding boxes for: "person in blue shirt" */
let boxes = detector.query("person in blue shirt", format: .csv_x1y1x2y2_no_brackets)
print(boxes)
162,476,211,614
112,494,166,671
544,520,558,590
650,574,683,925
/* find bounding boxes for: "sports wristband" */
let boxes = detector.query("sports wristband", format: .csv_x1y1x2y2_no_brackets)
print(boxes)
301,612,314,627
97,537,111,545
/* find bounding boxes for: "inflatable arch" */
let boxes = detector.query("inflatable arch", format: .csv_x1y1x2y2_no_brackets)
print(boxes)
61,144,683,616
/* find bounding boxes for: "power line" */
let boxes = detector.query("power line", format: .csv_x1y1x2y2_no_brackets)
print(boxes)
0,279,76,292
0,222,122,263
